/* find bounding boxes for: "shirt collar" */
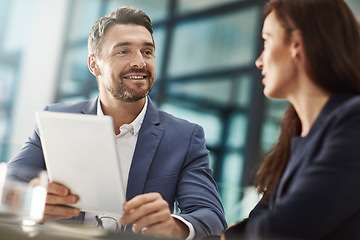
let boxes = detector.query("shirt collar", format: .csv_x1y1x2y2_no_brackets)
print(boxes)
97,97,148,136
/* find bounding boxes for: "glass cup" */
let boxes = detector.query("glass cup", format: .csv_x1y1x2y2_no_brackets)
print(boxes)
0,162,48,225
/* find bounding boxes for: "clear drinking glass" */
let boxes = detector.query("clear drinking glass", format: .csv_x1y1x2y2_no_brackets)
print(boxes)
0,162,48,225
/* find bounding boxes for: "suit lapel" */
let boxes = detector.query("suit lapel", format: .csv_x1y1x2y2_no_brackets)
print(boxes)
275,141,308,200
126,98,164,200
274,94,349,200
81,96,165,200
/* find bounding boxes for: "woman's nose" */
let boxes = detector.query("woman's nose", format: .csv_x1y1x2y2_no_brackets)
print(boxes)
255,52,263,70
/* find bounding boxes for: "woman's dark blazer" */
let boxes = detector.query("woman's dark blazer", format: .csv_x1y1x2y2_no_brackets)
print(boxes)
225,93,360,240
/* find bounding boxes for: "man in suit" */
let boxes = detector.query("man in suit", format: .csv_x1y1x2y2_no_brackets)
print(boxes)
7,7,227,240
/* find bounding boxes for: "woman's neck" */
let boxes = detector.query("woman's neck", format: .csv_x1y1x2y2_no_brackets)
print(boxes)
290,87,330,137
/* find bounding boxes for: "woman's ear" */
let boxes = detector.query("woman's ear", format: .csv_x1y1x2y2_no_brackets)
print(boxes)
88,55,101,76
290,30,303,59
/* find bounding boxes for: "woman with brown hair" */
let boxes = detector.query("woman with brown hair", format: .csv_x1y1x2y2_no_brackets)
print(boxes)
223,0,360,239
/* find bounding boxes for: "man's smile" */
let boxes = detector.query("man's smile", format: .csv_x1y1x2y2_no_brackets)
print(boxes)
124,75,147,80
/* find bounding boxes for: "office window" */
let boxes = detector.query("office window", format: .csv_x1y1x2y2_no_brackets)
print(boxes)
153,27,167,78
107,0,169,22
67,0,102,43
168,77,237,106
160,103,222,147
168,7,259,76
177,0,245,14
346,0,360,21
0,0,41,161
220,152,243,218
227,113,248,149
57,46,94,103
260,99,289,152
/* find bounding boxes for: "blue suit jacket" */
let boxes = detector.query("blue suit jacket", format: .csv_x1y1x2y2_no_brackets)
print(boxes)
225,93,360,240
7,96,227,239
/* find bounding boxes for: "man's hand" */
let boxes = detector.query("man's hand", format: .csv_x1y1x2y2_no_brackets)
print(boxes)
30,179,80,223
120,192,189,239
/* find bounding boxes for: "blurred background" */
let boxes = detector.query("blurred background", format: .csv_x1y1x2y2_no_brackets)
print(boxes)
0,0,359,224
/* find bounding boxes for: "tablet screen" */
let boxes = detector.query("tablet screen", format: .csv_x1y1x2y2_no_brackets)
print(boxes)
36,111,124,215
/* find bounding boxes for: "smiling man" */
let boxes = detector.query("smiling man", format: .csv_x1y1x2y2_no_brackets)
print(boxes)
7,7,227,240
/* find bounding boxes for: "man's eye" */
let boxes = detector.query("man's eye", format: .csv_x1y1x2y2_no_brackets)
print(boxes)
118,50,128,54
144,50,153,55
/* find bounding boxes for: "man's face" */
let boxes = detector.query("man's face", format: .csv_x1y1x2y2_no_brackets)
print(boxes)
92,24,156,102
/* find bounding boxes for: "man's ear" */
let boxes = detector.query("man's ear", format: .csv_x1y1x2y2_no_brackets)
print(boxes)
88,55,101,76
290,30,303,59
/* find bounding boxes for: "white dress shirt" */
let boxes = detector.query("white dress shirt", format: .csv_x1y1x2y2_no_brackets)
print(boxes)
84,97,194,239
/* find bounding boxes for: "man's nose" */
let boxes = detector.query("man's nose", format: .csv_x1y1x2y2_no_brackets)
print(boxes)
130,52,146,68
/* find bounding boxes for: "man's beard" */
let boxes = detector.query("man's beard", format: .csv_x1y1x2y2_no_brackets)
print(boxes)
109,69,154,102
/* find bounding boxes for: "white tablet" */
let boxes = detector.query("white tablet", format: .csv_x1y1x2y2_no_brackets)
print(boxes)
36,111,124,215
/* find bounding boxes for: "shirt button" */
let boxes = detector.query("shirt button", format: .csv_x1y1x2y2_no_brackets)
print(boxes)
130,129,134,134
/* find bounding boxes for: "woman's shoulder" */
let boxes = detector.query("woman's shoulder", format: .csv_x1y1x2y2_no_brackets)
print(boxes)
332,94,360,115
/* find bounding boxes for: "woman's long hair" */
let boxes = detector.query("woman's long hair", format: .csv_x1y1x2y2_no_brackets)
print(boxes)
256,0,360,202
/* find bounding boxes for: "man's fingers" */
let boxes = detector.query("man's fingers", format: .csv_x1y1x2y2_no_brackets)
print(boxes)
126,199,168,223
41,181,80,224
46,193,79,205
44,204,80,217
121,194,170,228
120,193,188,238
42,205,80,223
123,192,161,213
131,207,170,233
47,182,71,196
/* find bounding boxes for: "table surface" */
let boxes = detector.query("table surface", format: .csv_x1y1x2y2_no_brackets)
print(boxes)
0,220,167,240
